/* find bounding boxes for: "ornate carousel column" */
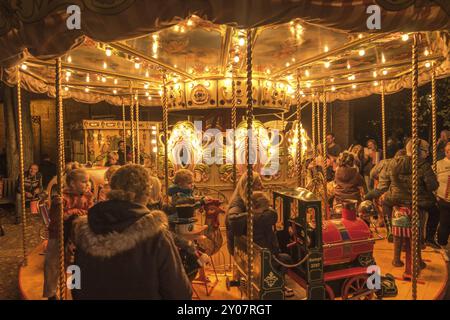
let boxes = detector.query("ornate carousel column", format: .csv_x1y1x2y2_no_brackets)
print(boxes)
410,33,420,301
55,58,66,300
245,28,254,300
16,71,28,267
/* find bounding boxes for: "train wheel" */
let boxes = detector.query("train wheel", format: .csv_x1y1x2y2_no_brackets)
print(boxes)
325,284,335,300
341,275,374,300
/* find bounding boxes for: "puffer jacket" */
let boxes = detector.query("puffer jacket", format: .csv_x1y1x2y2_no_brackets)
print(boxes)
334,166,365,203
383,155,438,208
71,200,192,300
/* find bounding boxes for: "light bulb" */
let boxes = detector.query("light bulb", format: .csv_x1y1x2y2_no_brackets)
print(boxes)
113,89,117,94
324,45,329,53
114,78,118,85
66,71,71,77
347,62,351,69
174,25,180,32
135,62,140,69
67,56,72,63
381,53,386,64
145,70,150,77
20,64,27,70
373,81,379,86
103,61,107,69
101,77,106,83
204,81,210,88
148,96,152,100
352,84,357,89
401,34,409,41
174,83,181,90
373,71,377,78
330,78,334,83
86,74,90,82
85,87,89,92
266,69,271,75
224,78,232,87
266,81,272,88
153,147,157,153
382,69,388,75
285,62,290,67
358,34,363,39
64,86,69,92
144,83,149,89
187,19,194,26
424,49,430,56
105,48,112,57
305,69,310,77
358,49,365,56
238,37,245,46
306,82,311,88
331,86,336,91
324,61,330,68
425,62,431,68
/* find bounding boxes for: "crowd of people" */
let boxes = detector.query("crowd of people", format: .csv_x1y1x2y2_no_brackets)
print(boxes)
307,130,450,264
6,129,449,299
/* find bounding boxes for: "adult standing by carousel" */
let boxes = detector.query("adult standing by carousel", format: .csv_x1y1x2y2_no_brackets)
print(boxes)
71,164,192,299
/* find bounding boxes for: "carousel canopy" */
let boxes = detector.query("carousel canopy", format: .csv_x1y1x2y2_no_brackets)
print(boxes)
0,0,449,107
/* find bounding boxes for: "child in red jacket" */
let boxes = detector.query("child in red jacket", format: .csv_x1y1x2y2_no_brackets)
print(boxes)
43,168,94,299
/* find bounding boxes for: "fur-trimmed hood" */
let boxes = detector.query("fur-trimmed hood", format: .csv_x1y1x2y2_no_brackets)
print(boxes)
72,201,168,258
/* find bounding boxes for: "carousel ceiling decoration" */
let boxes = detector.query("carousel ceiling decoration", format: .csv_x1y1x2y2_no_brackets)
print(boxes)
0,1,449,107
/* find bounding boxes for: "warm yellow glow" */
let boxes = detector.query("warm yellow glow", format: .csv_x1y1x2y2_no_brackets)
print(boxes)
20,64,27,70
101,77,106,83
86,74,90,82
145,92,149,96
158,89,163,96
64,86,69,92
174,25,180,32
306,82,311,88
67,56,72,63
224,78,232,87
358,49,365,56
174,83,181,90
144,83,149,89
85,87,89,92
330,78,334,83
103,61,107,69
134,62,141,69
286,75,293,81
187,19,194,27
352,84,357,89
145,70,150,77
424,49,430,56
382,69,388,75
148,96,152,100
66,71,71,78
238,37,245,46
401,34,409,41
266,69,271,75
265,81,272,88
287,85,294,94
151,139,157,144
373,81,379,86
347,62,351,69
113,89,117,94
305,69,310,77
373,71,377,78
286,62,290,67
425,62,431,68
278,83,285,89
324,61,330,68
381,53,386,64
204,81,210,88
324,45,329,53
331,86,336,91
348,75,356,81
358,34,363,39
105,48,112,57
205,66,210,72
152,146,157,153
114,78,118,85
180,26,186,33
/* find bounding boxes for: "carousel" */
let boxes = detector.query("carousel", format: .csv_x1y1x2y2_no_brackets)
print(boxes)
0,1,449,300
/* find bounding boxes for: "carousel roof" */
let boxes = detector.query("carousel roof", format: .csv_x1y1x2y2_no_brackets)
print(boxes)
0,1,449,108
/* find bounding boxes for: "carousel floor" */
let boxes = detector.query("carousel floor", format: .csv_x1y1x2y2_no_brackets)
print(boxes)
19,233,448,300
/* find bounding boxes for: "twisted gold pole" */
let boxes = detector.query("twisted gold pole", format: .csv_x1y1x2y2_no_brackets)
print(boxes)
411,33,420,301
17,71,28,267
135,91,140,164
296,71,302,187
316,94,321,153
232,73,237,188
130,88,136,164
381,81,387,160
312,99,316,159
431,66,437,172
55,58,66,300
121,98,127,160
246,28,254,300
322,90,329,219
162,73,169,203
